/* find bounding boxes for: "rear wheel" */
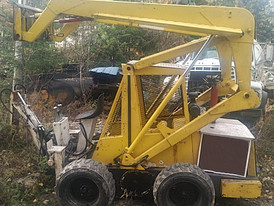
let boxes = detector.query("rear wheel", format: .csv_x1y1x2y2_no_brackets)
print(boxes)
56,159,115,206
153,163,215,206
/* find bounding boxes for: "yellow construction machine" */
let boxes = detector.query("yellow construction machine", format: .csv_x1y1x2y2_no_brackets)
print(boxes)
13,0,262,205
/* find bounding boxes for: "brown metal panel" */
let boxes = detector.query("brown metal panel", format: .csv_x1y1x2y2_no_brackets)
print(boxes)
199,134,249,176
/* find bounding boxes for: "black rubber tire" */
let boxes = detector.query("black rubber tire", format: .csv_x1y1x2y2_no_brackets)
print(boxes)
153,163,215,206
56,159,115,206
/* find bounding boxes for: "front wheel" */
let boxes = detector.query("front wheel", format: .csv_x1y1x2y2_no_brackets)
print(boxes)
56,159,115,206
153,163,215,206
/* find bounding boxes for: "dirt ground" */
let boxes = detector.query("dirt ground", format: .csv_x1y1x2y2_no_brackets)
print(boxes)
0,101,273,206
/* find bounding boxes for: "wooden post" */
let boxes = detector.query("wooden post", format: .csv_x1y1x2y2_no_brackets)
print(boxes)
10,0,25,125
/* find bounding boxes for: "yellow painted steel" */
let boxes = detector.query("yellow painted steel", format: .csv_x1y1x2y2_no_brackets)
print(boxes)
247,142,257,177
13,5,22,40
137,132,201,167
129,74,146,141
123,89,260,165
93,136,126,163
216,40,233,81
50,22,81,42
14,0,252,42
134,66,185,76
221,179,262,198
14,0,262,199
157,121,176,138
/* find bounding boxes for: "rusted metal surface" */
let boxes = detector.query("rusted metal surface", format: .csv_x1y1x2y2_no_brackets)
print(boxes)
28,66,121,105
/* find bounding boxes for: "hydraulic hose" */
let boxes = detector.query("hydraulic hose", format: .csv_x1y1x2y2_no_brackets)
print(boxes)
0,88,13,115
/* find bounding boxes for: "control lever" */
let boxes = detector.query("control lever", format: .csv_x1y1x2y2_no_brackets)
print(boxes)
54,104,63,122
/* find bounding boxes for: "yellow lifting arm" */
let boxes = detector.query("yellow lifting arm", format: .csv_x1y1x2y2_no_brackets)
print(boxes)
14,0,252,43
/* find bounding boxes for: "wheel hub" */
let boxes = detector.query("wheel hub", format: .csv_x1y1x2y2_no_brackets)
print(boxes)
168,182,200,205
70,177,99,203
80,185,88,195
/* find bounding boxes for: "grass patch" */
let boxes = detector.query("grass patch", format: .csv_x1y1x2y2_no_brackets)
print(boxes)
0,124,56,206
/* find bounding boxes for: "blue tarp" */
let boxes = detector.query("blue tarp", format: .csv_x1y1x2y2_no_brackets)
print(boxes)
89,67,121,76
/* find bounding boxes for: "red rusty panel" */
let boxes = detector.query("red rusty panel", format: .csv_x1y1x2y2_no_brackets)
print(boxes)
199,134,249,176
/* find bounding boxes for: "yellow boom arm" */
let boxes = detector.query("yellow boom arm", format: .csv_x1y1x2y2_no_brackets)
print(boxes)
14,0,248,42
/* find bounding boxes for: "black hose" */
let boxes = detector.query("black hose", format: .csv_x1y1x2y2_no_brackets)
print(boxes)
44,129,54,142
38,126,50,157
65,122,94,156
65,139,87,156
14,84,26,94
79,122,94,146
0,88,13,115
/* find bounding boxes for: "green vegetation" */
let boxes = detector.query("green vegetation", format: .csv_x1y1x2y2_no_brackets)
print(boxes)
209,0,273,42
0,124,56,206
